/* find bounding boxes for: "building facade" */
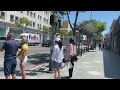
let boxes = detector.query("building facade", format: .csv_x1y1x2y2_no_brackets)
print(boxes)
60,20,72,32
109,16,120,55
0,11,51,42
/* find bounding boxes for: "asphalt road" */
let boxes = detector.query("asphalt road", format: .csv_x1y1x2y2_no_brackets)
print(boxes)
0,46,50,70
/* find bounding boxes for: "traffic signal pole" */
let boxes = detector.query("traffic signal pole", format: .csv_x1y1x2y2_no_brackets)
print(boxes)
49,12,55,72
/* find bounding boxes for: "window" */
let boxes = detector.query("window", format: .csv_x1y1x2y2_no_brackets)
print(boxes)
33,13,35,18
43,18,45,23
10,15,14,22
15,16,19,21
40,16,42,21
30,12,33,17
46,19,48,24
37,24,39,29
40,24,41,29
38,15,39,20
33,22,35,27
27,11,29,16
0,12,5,20
20,11,23,13
1,12,5,16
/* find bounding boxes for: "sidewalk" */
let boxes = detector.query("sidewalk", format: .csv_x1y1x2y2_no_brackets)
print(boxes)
20,48,108,79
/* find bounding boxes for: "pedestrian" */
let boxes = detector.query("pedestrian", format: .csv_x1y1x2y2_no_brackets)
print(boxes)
66,37,77,79
102,43,104,49
98,43,101,50
51,37,64,79
17,37,28,79
0,32,21,79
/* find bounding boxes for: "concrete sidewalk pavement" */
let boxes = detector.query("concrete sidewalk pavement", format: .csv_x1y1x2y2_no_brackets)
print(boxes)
20,48,108,79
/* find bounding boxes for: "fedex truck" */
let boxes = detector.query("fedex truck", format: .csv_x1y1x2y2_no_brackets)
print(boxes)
15,33,40,46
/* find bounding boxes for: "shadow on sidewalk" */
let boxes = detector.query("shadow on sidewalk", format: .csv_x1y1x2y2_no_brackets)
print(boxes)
32,65,53,74
28,53,50,65
16,70,37,76
103,49,120,79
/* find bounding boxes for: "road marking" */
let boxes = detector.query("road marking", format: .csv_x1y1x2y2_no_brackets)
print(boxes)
81,62,92,64
92,61,102,64
88,71,101,76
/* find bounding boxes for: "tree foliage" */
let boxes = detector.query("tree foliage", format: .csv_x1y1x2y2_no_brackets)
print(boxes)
56,29,69,37
15,17,32,31
80,19,107,41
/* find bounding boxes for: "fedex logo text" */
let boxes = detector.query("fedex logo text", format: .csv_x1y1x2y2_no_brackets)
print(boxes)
29,35,39,40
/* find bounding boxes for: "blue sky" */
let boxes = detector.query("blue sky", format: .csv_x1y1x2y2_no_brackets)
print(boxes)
63,11,120,35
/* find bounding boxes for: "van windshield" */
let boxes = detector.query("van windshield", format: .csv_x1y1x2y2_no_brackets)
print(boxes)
17,35,27,39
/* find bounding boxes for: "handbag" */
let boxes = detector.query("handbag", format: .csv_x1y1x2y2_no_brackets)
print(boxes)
71,45,78,62
71,55,78,62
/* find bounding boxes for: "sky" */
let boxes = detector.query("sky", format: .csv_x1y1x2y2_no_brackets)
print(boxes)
63,11,120,35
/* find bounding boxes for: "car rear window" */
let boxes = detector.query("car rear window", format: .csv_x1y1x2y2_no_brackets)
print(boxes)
0,37,6,40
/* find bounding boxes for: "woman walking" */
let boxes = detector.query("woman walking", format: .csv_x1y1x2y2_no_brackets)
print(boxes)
52,37,64,79
18,37,29,79
67,37,77,79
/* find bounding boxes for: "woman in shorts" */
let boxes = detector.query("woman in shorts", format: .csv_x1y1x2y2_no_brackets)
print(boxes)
52,37,64,79
18,37,28,79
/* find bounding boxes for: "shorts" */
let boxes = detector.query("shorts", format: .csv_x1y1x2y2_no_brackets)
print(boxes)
4,60,17,77
18,56,27,67
53,61,62,69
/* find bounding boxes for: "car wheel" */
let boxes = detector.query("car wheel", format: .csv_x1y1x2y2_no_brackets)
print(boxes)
34,43,36,46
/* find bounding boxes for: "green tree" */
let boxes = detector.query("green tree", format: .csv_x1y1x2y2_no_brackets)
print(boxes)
56,29,69,38
80,19,107,41
15,17,32,32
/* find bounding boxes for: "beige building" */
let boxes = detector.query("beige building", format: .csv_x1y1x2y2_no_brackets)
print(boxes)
60,20,72,32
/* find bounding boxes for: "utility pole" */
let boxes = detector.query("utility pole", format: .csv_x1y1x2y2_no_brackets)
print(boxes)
49,12,55,72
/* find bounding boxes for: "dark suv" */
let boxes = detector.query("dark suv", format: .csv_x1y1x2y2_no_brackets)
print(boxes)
0,36,6,46
42,40,51,47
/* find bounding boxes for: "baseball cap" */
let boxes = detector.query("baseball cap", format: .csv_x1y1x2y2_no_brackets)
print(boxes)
54,37,61,42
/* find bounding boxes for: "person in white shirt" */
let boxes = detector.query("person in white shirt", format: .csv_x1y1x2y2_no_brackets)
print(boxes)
52,37,64,79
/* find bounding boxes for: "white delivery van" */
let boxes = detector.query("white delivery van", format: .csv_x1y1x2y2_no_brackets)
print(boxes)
15,33,40,46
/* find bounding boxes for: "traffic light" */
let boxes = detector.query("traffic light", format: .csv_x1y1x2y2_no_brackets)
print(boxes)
50,14,62,29
58,19,61,29
50,15,55,25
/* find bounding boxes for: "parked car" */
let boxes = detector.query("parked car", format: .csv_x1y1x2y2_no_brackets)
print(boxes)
0,36,6,47
42,40,51,47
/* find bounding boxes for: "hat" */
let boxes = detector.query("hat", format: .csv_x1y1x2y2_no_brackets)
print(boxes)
54,37,61,42
69,37,74,41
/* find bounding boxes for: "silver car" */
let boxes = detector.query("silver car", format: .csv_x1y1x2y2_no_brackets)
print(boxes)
0,36,6,47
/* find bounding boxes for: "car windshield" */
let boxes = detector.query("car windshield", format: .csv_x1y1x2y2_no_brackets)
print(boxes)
44,40,50,43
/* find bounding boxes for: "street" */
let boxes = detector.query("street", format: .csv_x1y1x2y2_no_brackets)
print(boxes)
0,45,50,79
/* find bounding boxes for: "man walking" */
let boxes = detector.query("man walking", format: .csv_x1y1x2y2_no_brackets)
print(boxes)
0,32,21,79
98,42,101,50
